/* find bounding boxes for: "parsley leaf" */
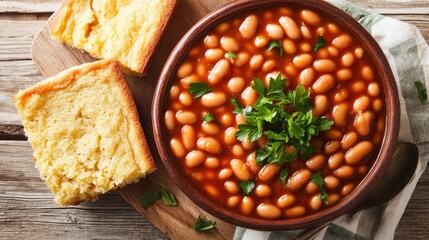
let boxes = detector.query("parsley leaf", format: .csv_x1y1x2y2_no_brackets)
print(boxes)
140,188,177,209
266,74,287,97
193,215,216,231
140,190,161,209
279,168,289,184
256,147,271,166
313,36,327,52
226,52,237,59
315,117,334,131
414,80,427,104
203,112,219,124
238,179,255,195
230,97,243,114
188,82,212,98
252,78,267,96
286,84,313,112
160,189,178,206
264,130,288,142
310,172,328,204
300,144,318,159
268,40,284,56
233,73,334,167
236,124,262,142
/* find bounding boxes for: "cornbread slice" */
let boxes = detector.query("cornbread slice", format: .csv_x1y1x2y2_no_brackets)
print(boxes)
50,0,177,75
14,60,156,206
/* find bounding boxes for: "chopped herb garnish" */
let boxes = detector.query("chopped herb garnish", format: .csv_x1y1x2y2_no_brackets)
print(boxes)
160,189,178,206
140,188,177,209
313,36,327,52
310,171,328,204
140,190,161,209
234,73,334,166
226,52,238,59
193,215,216,231
230,97,243,114
236,123,263,143
188,82,212,98
414,80,427,104
238,179,255,195
203,112,219,124
279,168,289,184
268,40,284,56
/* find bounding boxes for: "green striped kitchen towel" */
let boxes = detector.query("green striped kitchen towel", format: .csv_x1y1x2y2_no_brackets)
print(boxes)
234,0,429,239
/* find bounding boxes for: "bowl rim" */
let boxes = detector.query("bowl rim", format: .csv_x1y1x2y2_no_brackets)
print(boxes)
152,0,400,230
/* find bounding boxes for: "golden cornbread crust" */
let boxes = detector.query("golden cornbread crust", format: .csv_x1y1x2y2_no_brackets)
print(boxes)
50,0,177,76
14,60,156,206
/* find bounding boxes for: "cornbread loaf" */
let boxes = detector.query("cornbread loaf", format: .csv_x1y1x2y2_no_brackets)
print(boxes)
50,0,177,75
14,60,156,206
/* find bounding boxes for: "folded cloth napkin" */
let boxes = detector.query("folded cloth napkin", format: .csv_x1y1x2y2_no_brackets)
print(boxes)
234,0,429,239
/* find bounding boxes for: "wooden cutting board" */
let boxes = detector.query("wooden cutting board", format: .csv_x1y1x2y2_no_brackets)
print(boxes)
31,1,237,239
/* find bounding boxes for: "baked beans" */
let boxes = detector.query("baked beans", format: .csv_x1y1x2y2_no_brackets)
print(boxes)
165,7,386,220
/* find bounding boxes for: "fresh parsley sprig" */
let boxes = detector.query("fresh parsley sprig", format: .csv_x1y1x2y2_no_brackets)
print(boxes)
188,82,212,98
193,215,216,231
234,73,333,166
268,40,284,56
279,168,289,184
313,36,327,52
238,179,255,195
226,52,238,59
414,80,427,104
203,112,220,124
230,97,243,114
310,171,328,204
140,188,178,209
256,141,297,166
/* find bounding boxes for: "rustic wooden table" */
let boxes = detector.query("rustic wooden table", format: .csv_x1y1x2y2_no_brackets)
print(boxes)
0,0,428,239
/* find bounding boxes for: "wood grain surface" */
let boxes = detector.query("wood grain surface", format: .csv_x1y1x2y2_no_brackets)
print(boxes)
0,0,428,239
30,2,236,240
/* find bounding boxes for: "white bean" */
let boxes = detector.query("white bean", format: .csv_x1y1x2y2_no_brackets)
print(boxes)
257,203,281,219
165,110,175,130
333,34,352,49
332,103,349,127
313,95,330,116
345,141,374,165
279,16,301,40
205,48,224,62
312,74,336,94
185,150,205,167
197,137,222,155
181,125,196,150
241,86,258,106
299,67,315,87
201,92,227,108
301,10,321,26
220,37,239,52
266,23,284,40
287,169,312,192
353,111,375,136
204,35,219,48
176,111,197,125
230,159,252,181
240,15,259,39
208,59,230,84
353,96,370,112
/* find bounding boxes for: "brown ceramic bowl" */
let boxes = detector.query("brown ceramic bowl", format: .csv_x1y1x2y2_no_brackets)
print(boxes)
152,0,399,230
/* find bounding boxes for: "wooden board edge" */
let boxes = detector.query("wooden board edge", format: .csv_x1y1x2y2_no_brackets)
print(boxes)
29,4,237,240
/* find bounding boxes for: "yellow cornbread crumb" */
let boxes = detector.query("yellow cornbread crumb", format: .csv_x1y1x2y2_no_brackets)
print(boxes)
50,0,177,75
14,60,156,206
